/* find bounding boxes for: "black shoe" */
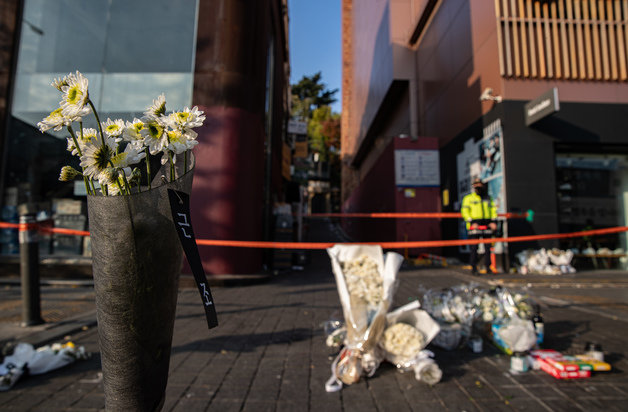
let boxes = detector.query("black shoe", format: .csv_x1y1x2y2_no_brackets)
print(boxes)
471,268,478,276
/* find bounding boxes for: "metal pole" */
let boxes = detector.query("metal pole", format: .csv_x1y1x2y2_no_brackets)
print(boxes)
19,210,44,326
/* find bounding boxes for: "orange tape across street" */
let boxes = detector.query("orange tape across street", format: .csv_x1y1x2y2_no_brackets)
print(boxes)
195,226,628,249
1,221,626,250
305,212,530,219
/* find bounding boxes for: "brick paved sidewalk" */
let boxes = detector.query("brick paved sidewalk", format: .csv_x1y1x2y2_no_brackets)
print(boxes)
1,249,628,411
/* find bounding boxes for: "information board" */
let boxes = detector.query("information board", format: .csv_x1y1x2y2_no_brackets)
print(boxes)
394,150,440,187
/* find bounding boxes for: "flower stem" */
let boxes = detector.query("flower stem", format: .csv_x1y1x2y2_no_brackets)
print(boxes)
67,126,92,195
169,152,175,182
145,148,151,190
87,99,105,145
122,173,132,195
184,150,188,173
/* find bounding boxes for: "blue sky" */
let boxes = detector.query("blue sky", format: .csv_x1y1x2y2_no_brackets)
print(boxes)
288,0,342,114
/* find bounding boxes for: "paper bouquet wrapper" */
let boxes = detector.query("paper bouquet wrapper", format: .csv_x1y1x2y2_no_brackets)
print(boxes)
382,300,441,369
87,164,193,411
327,244,403,351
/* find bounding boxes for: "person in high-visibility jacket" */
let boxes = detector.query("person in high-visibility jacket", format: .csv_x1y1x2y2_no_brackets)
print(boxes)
461,178,498,275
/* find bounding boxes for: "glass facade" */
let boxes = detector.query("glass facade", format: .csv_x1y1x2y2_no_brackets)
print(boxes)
1,0,198,254
556,153,628,268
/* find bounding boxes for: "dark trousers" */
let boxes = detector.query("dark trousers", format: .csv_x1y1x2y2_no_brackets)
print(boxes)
469,234,492,271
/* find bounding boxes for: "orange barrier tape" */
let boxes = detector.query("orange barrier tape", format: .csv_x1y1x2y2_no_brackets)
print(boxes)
0,222,19,229
1,221,626,250
196,226,628,250
39,227,91,237
306,212,529,219
0,221,90,236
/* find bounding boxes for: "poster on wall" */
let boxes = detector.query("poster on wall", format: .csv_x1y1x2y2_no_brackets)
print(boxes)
395,150,440,187
456,119,506,252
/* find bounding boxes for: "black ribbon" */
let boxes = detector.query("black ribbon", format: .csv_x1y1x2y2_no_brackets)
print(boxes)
168,189,218,329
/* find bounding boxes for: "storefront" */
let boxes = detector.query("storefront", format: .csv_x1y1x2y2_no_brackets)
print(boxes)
441,96,628,270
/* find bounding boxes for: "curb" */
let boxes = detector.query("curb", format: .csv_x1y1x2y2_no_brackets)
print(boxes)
0,309,97,348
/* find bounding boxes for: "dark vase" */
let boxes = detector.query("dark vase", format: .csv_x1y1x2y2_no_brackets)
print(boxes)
87,165,193,411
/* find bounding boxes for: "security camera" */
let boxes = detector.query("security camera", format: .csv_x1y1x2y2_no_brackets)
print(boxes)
479,87,502,102
480,88,493,100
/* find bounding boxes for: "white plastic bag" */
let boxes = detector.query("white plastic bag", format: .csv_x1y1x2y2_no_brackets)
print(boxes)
0,342,88,391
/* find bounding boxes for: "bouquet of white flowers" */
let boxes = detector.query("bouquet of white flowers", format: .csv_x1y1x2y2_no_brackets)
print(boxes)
37,70,205,410
325,245,403,391
39,71,205,195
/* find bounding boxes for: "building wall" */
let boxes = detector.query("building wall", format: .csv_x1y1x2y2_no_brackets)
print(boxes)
191,0,289,275
416,1,501,145
342,0,628,259
0,0,20,202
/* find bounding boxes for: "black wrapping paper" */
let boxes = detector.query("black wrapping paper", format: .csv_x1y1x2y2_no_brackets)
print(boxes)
87,166,193,411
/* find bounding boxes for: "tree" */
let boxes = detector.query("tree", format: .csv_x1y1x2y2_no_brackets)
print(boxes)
291,72,338,120
308,106,340,162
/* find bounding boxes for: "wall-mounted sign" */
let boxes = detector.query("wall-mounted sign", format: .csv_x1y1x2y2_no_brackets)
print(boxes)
394,149,440,187
282,142,291,180
288,120,308,135
294,140,308,158
524,87,559,126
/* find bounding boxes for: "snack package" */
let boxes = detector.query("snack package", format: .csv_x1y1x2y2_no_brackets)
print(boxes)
530,350,611,372
529,350,592,379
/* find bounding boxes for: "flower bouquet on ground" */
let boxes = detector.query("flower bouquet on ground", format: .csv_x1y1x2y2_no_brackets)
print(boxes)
325,245,403,391
380,300,441,383
39,71,205,411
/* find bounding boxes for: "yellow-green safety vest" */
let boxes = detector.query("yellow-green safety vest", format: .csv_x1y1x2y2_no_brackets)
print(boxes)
461,192,497,230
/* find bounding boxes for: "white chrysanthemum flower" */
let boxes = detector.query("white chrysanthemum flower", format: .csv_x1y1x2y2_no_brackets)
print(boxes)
66,128,98,156
122,118,146,149
51,75,69,91
100,166,134,196
381,323,426,359
97,167,120,187
170,106,205,129
182,127,199,143
143,94,166,121
342,254,383,307
166,129,195,155
140,120,167,155
59,71,91,120
102,118,125,140
111,144,146,169
38,108,72,132
80,135,117,180
59,166,81,181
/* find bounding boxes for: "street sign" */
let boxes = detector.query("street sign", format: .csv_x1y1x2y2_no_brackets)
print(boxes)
288,120,308,135
524,87,559,126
